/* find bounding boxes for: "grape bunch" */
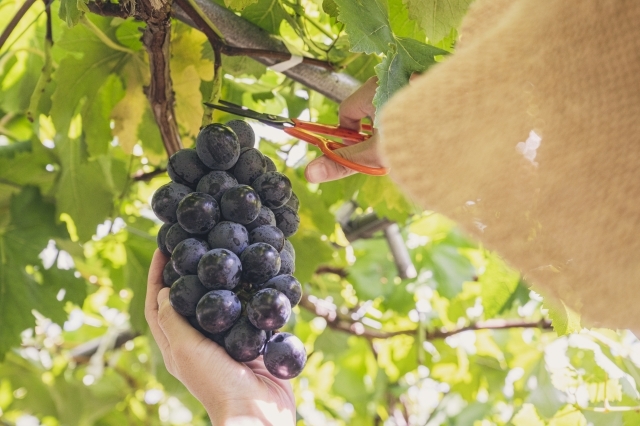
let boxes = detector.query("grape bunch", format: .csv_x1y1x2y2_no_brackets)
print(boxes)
152,120,306,380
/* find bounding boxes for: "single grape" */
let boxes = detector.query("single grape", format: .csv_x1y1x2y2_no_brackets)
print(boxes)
233,148,267,185
273,205,300,237
278,249,295,275
171,238,209,275
224,316,267,362
167,149,210,188
196,171,238,203
285,192,299,212
176,192,220,234
197,249,242,290
240,243,281,283
157,223,172,256
264,156,277,172
251,172,292,209
207,221,249,255
264,275,301,307
162,262,181,287
249,225,285,252
245,205,276,232
169,275,208,316
282,239,295,261
246,288,291,331
225,120,255,149
263,333,307,380
165,223,198,253
220,185,261,225
151,182,192,223
196,124,240,170
196,290,241,334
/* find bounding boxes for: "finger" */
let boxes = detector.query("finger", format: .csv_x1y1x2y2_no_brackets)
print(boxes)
339,76,378,130
145,250,172,358
304,136,384,183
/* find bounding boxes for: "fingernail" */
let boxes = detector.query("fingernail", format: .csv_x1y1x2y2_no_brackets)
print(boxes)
158,289,169,308
307,161,328,182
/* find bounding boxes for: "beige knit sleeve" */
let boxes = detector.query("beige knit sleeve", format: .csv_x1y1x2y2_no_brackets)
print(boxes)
379,0,640,329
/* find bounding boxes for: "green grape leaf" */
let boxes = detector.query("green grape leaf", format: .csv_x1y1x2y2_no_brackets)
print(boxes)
373,38,446,110
58,0,89,27
322,0,339,17
403,0,473,43
545,299,581,336
225,0,260,10
356,175,414,223
125,232,156,334
429,244,475,299
548,405,587,426
83,75,125,157
512,404,545,426
526,359,565,418
333,0,394,54
0,187,73,360
110,66,146,154
242,0,290,34
388,0,425,40
51,24,130,137
479,252,520,318
56,138,114,242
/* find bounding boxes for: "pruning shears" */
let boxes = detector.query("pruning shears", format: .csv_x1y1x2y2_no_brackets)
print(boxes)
204,100,389,176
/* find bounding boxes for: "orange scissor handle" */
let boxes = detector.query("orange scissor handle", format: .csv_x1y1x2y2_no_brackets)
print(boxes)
292,119,372,144
284,127,389,176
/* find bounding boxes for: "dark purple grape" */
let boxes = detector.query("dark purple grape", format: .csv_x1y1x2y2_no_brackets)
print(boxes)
162,262,181,287
245,206,276,231
278,249,295,275
249,225,285,252
282,239,295,262
166,223,198,253
263,333,307,379
176,192,220,234
225,120,255,149
196,290,241,334
207,221,249,255
169,275,208,316
224,316,267,362
264,156,277,172
273,205,300,237
196,171,237,203
264,275,301,307
233,148,267,185
157,223,172,256
151,182,192,223
251,172,292,209
246,288,291,331
186,316,222,342
220,185,261,225
171,238,209,275
285,192,299,212
197,249,242,290
167,149,210,188
196,124,240,170
240,243,281,283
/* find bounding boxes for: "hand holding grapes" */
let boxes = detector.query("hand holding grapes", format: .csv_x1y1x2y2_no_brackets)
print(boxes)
146,250,296,426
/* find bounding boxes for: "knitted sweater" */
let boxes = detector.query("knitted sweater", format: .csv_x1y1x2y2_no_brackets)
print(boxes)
379,0,640,329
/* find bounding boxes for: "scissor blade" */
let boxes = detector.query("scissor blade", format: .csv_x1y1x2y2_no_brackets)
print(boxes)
203,101,292,129
203,102,263,121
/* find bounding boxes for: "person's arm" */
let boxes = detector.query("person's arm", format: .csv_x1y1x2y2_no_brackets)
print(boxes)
145,250,296,426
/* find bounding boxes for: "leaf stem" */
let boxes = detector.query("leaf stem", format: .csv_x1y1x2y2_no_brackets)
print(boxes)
79,15,135,55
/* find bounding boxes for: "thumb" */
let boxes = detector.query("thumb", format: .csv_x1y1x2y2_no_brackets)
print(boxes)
304,136,384,183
